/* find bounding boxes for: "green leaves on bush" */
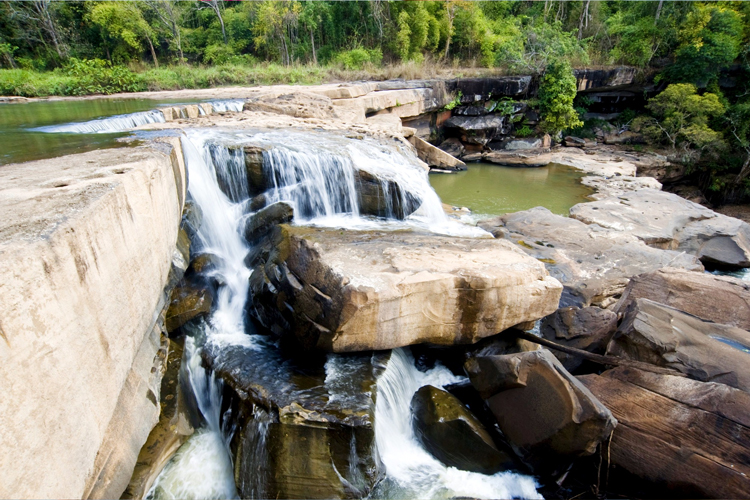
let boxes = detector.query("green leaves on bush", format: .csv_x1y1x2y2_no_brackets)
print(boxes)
538,60,582,135
333,48,382,71
63,58,144,95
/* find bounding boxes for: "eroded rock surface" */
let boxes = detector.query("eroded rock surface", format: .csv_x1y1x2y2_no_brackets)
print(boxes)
579,367,750,498
614,267,750,330
465,349,616,471
570,189,750,268
484,207,702,307
204,342,388,499
608,298,750,392
247,225,562,352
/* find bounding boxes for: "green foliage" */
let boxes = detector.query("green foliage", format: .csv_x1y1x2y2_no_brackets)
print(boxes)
334,48,382,71
538,60,582,135
666,5,743,85
607,11,665,67
634,83,725,151
514,125,534,138
443,91,462,111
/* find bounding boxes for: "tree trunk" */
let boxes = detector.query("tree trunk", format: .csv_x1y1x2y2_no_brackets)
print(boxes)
443,1,454,61
147,37,159,68
310,29,317,65
578,0,591,40
655,0,664,23
735,153,750,184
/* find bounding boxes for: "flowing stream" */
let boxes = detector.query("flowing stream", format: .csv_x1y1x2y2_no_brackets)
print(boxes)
145,127,540,499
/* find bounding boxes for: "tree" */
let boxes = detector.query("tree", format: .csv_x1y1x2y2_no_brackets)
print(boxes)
5,0,67,60
199,0,227,45
144,0,184,62
634,83,725,151
86,2,158,66
666,4,743,85
538,59,583,135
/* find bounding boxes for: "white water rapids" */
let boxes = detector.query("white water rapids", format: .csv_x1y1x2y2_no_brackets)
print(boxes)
144,127,539,499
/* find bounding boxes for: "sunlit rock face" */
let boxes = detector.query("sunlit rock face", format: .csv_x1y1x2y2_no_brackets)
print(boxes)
246,224,562,352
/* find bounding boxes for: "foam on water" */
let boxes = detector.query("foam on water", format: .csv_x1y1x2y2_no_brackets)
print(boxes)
32,109,166,134
208,99,245,113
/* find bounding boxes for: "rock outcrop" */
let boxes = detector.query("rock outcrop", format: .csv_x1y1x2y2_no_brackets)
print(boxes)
204,342,388,499
579,367,750,498
465,349,616,471
614,267,750,330
608,298,750,393
483,207,702,307
570,189,750,268
540,306,618,372
410,385,515,474
0,140,186,499
247,224,562,352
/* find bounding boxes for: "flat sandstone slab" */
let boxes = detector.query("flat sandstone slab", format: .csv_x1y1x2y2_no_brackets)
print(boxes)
248,226,562,352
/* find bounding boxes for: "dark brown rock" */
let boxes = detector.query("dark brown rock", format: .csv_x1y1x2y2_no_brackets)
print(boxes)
579,366,750,499
410,385,515,474
165,284,212,332
243,201,294,243
465,349,616,471
540,306,618,372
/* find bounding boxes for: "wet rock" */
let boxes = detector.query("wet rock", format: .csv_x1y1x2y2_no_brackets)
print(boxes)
166,227,190,290
355,170,421,219
614,267,750,330
579,366,750,498
607,298,750,392
444,115,506,145
465,349,616,471
246,225,562,352
187,252,221,276
165,283,213,333
540,306,618,372
410,385,515,474
123,339,194,499
204,342,389,499
243,201,294,244
243,145,270,196
438,138,465,158
570,189,750,268
486,207,702,307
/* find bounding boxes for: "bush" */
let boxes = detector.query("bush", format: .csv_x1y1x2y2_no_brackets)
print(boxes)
538,60,582,135
63,58,144,95
334,48,382,70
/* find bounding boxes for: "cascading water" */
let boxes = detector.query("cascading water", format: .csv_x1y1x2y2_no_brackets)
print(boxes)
209,99,245,113
147,126,538,499
373,349,542,500
33,109,166,134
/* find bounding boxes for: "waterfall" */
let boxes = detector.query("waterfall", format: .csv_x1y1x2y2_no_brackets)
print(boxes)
373,348,543,500
32,109,166,134
209,99,245,113
146,127,534,499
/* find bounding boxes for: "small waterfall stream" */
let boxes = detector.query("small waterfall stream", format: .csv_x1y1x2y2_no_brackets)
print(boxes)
33,109,166,134
146,127,537,499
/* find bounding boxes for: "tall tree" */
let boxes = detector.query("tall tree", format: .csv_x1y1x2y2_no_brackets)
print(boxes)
144,0,184,62
199,0,227,45
86,2,159,65
6,0,67,59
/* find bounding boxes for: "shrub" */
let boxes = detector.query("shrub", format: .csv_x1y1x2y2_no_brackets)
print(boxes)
334,48,382,70
63,58,144,95
538,60,582,135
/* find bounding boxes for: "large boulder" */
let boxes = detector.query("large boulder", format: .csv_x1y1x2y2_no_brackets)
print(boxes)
165,283,213,333
447,76,533,100
464,349,616,471
614,267,750,330
203,342,388,499
409,136,466,171
540,306,618,372
246,225,562,352
444,115,507,145
608,298,750,393
484,207,703,307
570,189,750,268
410,385,515,474
579,367,750,498
243,201,294,243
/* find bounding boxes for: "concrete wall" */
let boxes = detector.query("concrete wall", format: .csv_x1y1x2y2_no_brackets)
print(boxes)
0,138,186,499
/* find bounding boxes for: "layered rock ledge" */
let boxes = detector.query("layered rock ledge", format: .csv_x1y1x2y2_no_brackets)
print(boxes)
0,140,186,499
247,225,562,352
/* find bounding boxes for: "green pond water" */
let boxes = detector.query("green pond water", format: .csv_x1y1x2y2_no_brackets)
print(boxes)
430,162,593,217
0,98,187,165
